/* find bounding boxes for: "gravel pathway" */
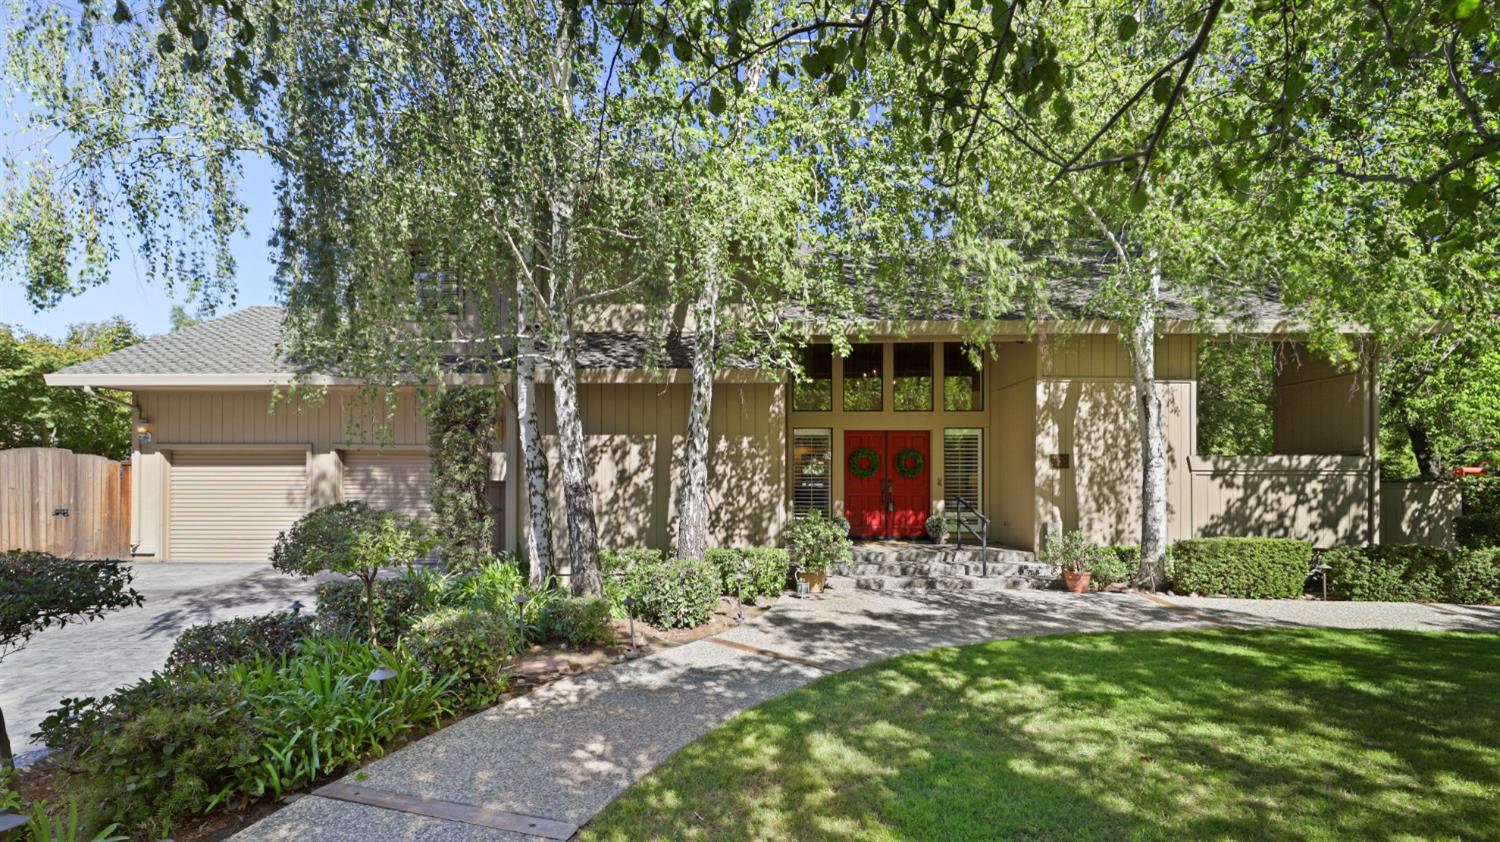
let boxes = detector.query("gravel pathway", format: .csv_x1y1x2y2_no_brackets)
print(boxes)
234,582,1500,841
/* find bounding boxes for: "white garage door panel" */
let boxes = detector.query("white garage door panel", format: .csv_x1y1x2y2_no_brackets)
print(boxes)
343,452,432,521
170,451,307,562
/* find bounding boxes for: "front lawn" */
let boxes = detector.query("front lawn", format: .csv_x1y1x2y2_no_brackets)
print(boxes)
583,629,1500,841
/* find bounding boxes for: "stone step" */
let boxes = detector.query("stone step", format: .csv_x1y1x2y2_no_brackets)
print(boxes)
850,544,1037,567
851,573,1056,592
834,560,1055,579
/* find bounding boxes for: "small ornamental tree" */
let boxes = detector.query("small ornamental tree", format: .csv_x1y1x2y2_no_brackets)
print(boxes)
270,502,433,645
0,551,143,767
427,389,497,573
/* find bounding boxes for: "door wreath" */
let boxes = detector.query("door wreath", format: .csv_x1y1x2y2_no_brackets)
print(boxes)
848,447,879,478
894,448,924,478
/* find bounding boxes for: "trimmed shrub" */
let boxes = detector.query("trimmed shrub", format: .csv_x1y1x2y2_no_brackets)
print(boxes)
706,548,790,603
1092,546,1138,588
624,557,720,629
539,596,615,646
1460,476,1500,514
1169,537,1312,598
316,567,445,644
782,512,852,574
601,549,664,616
1455,512,1500,550
1324,545,1500,604
405,608,517,709
166,612,314,674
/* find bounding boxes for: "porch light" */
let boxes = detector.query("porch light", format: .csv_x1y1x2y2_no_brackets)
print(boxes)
135,417,154,445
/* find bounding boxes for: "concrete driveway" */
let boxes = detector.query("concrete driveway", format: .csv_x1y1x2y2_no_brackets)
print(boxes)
3,563,322,763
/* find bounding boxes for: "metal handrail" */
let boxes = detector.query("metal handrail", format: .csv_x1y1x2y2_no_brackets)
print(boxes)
952,496,990,577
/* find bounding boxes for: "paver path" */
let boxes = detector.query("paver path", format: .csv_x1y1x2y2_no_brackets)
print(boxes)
235,581,1500,841
4,563,322,761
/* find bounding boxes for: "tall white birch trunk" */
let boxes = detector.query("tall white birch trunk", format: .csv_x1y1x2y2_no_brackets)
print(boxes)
550,314,603,596
675,273,720,560
1129,262,1168,588
515,302,552,587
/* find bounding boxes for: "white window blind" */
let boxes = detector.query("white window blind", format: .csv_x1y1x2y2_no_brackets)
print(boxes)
944,428,983,536
792,428,832,520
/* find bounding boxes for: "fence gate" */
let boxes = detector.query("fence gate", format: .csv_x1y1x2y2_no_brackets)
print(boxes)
0,447,131,558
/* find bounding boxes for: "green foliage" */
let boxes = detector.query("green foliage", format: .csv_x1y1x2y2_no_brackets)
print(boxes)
1460,477,1500,514
314,568,445,645
440,556,526,613
274,502,433,643
46,674,259,838
1091,546,1138,588
782,512,852,574
165,612,314,674
1169,538,1312,599
1196,339,1273,456
1038,530,1110,575
705,548,789,604
623,558,720,629
0,320,142,459
1323,546,1500,604
1,552,143,659
601,549,664,617
24,798,126,842
427,389,497,572
538,597,615,647
405,608,517,709
1455,513,1500,550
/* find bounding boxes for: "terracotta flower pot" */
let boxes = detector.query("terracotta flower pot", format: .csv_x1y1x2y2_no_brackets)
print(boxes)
1063,570,1092,594
800,569,827,593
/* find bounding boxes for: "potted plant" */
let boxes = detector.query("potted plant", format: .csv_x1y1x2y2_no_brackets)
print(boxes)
783,511,852,594
1040,529,1096,594
925,514,948,545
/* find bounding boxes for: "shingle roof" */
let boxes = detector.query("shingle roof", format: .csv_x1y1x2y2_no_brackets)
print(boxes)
55,306,293,376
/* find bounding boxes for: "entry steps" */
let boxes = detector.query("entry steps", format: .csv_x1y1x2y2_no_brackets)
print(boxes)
831,543,1058,592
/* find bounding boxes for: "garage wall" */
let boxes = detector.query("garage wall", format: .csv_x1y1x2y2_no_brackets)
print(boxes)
135,388,430,560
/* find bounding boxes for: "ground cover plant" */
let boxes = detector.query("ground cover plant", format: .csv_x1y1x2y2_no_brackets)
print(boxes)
583,629,1500,841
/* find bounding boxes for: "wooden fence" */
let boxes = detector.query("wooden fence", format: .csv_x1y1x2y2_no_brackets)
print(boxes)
0,447,131,558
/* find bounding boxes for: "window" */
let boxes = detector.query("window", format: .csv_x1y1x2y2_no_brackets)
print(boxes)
1197,339,1273,455
894,343,933,411
792,429,832,519
943,343,983,411
793,344,833,412
411,245,463,316
842,343,883,411
944,428,983,536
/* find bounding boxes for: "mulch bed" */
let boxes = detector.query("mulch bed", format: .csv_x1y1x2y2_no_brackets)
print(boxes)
7,594,776,841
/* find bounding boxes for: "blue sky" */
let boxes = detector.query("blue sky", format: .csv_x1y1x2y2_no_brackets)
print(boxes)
0,122,282,341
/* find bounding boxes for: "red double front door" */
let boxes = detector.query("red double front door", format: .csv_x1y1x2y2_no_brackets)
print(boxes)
845,431,931,539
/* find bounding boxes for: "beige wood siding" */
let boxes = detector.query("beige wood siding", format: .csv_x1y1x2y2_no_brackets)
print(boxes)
342,451,433,521
1273,343,1367,455
988,342,1037,548
1187,455,1374,546
538,382,786,559
168,449,307,562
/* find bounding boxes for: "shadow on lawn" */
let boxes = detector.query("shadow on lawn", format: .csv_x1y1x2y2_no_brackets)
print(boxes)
584,628,1500,842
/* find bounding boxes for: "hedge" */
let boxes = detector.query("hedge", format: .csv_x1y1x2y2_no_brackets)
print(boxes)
1455,512,1500,550
623,557,720,629
1323,545,1500,604
601,548,665,616
166,612,314,674
1091,546,1137,588
1169,537,1312,598
705,548,790,603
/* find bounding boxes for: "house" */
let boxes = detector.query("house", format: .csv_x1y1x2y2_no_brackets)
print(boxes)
43,295,1382,565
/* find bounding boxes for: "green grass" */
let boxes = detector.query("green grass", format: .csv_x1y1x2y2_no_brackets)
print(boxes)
582,630,1500,841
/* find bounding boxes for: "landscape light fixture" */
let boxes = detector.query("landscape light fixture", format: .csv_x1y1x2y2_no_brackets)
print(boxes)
289,600,304,615
623,596,637,654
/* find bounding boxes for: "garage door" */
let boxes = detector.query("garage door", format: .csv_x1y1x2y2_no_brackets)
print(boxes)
342,451,432,521
169,450,307,562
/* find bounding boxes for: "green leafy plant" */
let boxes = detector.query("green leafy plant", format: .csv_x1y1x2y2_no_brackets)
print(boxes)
782,512,852,575
623,558,720,629
1,551,143,766
1039,531,1100,574
2,765,22,812
314,567,446,645
1091,546,1139,588
600,549,664,617
538,597,615,647
705,548,789,604
1170,538,1313,599
1454,477,1500,549
24,798,126,842
405,608,517,710
441,555,525,614
427,389,498,572
165,612,314,674
273,502,434,644
924,515,947,542
1323,545,1500,604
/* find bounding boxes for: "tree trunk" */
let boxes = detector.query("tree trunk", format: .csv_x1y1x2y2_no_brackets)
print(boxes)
550,322,603,596
1129,267,1168,589
1407,420,1442,479
676,276,720,561
515,294,553,587
1,701,12,769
